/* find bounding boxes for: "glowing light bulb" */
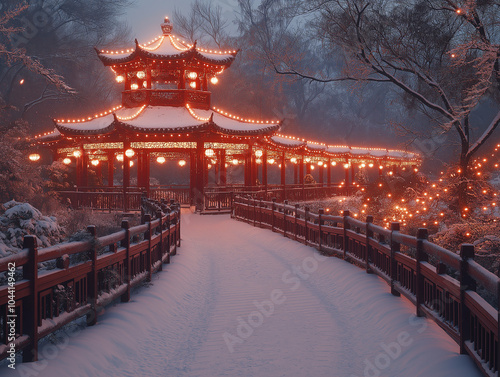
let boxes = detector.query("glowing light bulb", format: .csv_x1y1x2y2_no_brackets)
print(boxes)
29,153,40,162
157,156,166,164
210,77,219,84
63,158,71,165
179,159,186,167
136,71,146,79
205,148,215,158
116,75,124,83
331,161,337,166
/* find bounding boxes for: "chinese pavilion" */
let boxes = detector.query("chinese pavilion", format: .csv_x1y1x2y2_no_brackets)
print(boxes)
32,17,420,207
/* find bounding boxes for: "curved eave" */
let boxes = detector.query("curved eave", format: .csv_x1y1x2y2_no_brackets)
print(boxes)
212,123,279,137
54,121,116,136
97,44,238,68
115,120,211,134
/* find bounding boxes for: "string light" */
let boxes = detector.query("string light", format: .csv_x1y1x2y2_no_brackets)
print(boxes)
29,153,40,162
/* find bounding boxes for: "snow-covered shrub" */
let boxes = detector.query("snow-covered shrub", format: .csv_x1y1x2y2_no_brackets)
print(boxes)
0,200,65,258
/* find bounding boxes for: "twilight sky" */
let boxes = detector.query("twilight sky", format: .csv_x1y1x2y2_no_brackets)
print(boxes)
123,0,239,41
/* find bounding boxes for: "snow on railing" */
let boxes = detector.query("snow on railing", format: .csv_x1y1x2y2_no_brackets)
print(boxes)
0,198,181,363
232,196,500,377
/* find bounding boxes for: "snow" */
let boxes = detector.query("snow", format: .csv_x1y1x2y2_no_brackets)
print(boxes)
270,135,305,147
118,106,204,130
306,142,326,151
56,113,115,132
2,212,481,377
327,146,350,153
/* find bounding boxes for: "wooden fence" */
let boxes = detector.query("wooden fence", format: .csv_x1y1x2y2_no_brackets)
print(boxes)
0,198,181,363
232,196,500,377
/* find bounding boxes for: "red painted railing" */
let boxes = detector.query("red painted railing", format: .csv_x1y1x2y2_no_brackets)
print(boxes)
232,196,500,377
0,198,181,362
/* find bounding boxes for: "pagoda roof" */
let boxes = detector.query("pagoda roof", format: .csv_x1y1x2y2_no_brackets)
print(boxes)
97,33,238,68
51,105,279,138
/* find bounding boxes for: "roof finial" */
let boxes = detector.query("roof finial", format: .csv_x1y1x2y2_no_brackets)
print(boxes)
161,17,172,36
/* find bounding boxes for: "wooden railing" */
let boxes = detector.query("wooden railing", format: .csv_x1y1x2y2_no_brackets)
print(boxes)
0,198,181,363
232,196,500,377
122,89,211,109
202,184,345,213
59,190,143,211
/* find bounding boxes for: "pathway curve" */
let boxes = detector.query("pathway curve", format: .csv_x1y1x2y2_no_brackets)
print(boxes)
3,212,481,377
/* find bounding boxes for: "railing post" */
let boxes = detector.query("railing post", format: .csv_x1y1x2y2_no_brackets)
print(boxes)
156,210,163,270
86,225,98,326
318,209,324,252
283,200,289,238
390,222,401,297
459,244,475,355
305,206,310,245
121,220,131,302
165,208,171,263
271,198,276,232
294,204,299,241
253,197,257,227
22,236,38,362
144,214,152,282
365,216,373,273
259,197,263,227
416,228,428,317
343,210,350,260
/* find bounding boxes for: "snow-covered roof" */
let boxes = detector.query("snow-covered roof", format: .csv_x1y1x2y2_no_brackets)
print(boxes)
97,26,237,67
270,135,305,148
53,105,279,137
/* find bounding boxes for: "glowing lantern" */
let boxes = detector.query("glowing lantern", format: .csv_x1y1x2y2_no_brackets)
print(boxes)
311,165,315,170
116,154,124,162
360,163,366,168
305,158,311,163
369,163,374,168
179,159,186,167
290,157,297,164
73,150,82,158
136,71,146,79
255,150,263,158
331,161,337,166
29,153,40,162
268,158,275,164
343,163,349,169
256,158,262,164
63,158,71,165
318,161,324,166
187,71,198,80
210,77,219,85
208,164,212,169
91,159,100,166
116,75,125,83
189,81,197,89
205,148,215,158
157,156,166,164
232,159,239,165
130,83,139,90
125,149,135,158
129,161,134,167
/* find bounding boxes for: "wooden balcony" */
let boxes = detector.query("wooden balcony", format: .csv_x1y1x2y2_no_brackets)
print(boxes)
122,89,211,110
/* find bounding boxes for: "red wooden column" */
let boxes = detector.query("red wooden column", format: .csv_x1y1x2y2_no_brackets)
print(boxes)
327,159,332,186
220,150,227,185
107,152,114,187
299,157,304,184
82,153,89,187
351,164,355,185
144,151,150,196
123,143,130,189
280,152,286,186
294,163,298,184
306,161,311,175
190,150,197,200
196,141,205,197
179,69,185,89
319,163,324,185
244,152,250,186
344,160,351,194
262,150,268,189
137,152,143,189
146,68,152,89
250,154,257,186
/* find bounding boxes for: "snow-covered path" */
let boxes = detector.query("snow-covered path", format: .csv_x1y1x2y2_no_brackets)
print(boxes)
4,212,481,377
